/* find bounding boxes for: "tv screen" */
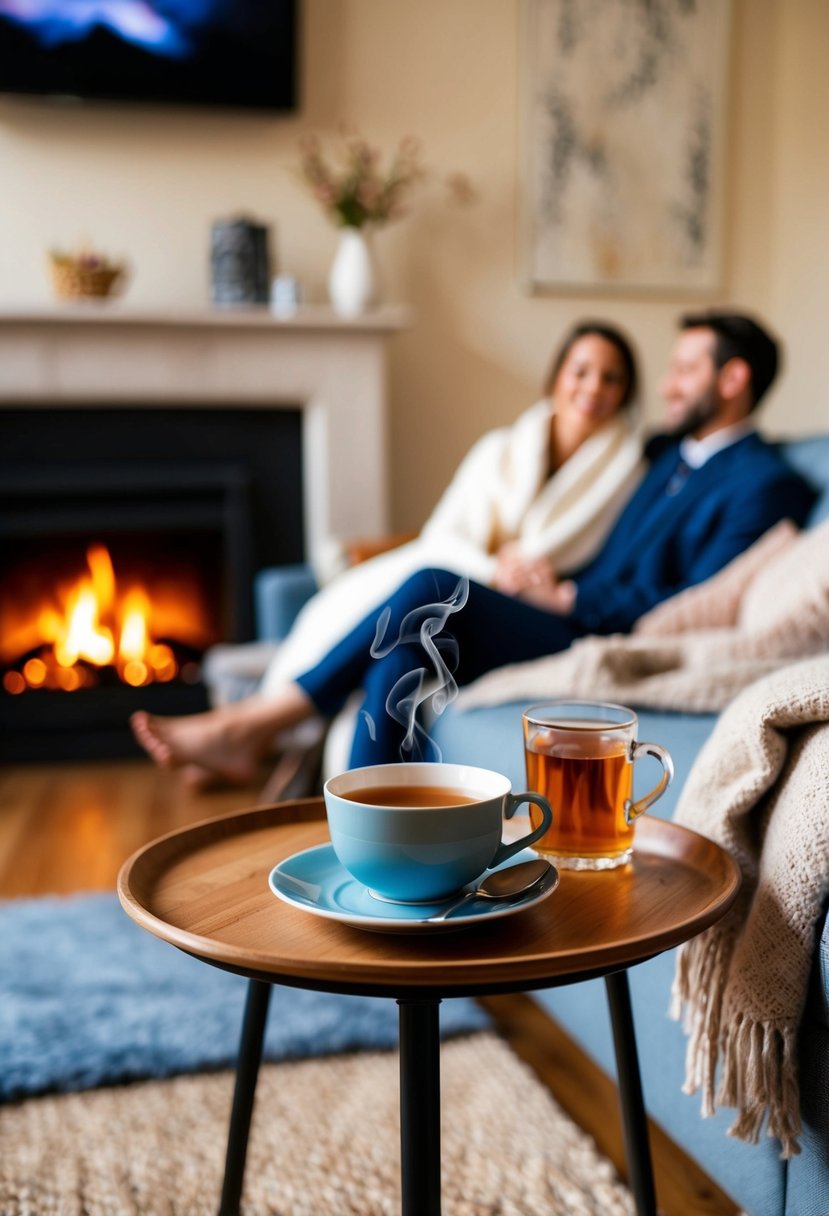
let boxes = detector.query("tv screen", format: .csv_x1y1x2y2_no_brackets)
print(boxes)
0,0,298,111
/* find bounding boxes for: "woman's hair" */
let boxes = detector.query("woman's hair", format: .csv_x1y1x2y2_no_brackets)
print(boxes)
543,321,639,409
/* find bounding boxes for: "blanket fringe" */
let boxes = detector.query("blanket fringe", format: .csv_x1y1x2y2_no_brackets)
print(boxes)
672,932,802,1158
718,1017,801,1158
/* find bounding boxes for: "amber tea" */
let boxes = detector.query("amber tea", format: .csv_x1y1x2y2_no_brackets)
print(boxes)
525,735,632,862
341,784,479,808
522,701,674,871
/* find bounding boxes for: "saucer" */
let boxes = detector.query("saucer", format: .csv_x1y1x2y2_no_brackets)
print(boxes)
268,845,559,934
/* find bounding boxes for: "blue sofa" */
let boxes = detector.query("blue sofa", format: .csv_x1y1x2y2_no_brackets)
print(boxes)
253,437,829,1216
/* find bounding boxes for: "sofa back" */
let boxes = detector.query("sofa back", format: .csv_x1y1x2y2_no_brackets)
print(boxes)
780,435,829,526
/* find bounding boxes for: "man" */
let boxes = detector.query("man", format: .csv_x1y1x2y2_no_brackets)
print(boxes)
520,309,817,634
132,310,817,774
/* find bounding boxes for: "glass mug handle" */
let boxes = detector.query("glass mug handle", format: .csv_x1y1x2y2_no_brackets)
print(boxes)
624,741,674,826
491,791,553,867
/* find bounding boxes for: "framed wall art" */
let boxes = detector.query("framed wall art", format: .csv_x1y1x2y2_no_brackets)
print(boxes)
520,0,732,293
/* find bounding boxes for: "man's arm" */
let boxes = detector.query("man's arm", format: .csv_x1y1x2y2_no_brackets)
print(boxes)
570,468,816,636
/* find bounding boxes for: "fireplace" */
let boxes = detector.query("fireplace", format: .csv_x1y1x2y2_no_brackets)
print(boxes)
0,304,406,762
1,406,303,760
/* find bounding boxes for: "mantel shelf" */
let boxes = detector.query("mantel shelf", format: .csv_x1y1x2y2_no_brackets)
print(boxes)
0,302,413,335
0,300,409,564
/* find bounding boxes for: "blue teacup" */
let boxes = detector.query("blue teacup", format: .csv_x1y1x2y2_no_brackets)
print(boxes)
324,761,554,904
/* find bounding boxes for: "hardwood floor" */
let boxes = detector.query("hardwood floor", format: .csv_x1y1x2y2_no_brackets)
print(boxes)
0,757,262,897
0,756,739,1215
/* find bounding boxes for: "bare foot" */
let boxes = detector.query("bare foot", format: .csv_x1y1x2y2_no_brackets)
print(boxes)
131,687,314,787
131,705,273,786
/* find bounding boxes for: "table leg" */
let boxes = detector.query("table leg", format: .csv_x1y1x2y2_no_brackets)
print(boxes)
218,979,272,1216
397,998,442,1216
605,969,658,1216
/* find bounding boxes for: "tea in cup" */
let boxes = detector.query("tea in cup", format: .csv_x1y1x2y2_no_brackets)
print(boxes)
323,761,553,903
522,700,673,871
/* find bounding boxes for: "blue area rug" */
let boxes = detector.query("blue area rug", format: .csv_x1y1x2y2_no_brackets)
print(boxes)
0,893,489,1101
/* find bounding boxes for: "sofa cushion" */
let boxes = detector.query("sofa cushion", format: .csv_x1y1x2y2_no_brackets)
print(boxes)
738,517,829,646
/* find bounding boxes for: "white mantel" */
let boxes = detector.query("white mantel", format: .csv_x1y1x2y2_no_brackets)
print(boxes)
0,303,411,568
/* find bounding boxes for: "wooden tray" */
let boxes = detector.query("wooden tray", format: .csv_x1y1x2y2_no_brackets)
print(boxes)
118,798,740,998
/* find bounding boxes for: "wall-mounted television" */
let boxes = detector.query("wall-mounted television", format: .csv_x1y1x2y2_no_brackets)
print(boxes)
0,0,298,112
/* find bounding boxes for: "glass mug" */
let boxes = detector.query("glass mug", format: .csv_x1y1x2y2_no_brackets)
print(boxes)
522,700,674,871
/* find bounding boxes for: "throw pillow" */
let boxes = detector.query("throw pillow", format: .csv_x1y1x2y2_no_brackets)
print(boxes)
738,517,829,648
634,519,799,636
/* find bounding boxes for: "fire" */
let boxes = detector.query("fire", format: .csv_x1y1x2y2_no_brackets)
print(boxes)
2,543,210,694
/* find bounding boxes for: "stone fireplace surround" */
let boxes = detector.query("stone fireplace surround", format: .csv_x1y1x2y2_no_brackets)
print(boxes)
0,302,409,570
0,303,408,759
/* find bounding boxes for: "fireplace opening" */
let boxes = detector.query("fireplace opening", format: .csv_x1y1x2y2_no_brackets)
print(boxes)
2,536,220,696
1,406,303,761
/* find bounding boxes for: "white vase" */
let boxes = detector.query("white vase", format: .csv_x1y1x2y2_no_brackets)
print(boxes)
328,227,378,317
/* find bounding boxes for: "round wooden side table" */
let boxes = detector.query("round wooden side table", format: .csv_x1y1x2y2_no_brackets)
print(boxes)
118,797,740,1216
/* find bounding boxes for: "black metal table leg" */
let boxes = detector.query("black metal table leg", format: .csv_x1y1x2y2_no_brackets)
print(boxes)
398,998,442,1216
605,969,658,1216
218,979,272,1216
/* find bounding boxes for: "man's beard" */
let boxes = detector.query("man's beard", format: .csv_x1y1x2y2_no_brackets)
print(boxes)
667,388,720,440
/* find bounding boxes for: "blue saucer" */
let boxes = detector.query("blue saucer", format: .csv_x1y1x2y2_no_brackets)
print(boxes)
268,844,559,934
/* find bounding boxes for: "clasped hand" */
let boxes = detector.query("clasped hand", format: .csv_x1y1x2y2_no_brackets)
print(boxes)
492,544,576,614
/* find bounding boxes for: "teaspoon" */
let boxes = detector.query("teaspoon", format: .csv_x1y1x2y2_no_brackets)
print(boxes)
425,857,557,923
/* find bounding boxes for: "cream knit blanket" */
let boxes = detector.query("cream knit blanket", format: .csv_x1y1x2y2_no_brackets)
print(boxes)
670,658,829,1158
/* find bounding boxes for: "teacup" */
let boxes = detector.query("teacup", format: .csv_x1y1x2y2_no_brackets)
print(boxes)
323,761,553,904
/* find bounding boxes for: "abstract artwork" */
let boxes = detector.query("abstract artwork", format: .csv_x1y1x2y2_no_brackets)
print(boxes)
521,0,732,292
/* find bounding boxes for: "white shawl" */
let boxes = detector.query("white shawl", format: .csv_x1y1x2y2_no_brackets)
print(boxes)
260,402,643,691
420,400,644,575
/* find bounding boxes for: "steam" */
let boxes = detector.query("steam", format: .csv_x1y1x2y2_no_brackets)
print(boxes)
363,574,469,761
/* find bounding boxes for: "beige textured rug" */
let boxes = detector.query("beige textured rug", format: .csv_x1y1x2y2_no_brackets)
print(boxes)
0,1032,632,1215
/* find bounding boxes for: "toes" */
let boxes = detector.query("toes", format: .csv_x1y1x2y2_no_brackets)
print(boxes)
130,711,173,768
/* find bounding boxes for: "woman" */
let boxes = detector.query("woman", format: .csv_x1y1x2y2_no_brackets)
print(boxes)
258,320,641,692
132,321,643,783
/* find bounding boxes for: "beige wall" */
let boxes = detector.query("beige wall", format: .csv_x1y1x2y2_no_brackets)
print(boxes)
0,0,826,531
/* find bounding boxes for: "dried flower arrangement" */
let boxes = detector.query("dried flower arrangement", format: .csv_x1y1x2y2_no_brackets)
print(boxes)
298,132,428,230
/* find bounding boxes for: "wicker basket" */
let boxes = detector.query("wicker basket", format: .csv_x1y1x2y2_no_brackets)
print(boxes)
49,260,125,300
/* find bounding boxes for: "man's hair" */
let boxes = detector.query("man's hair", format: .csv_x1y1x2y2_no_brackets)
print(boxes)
679,310,781,410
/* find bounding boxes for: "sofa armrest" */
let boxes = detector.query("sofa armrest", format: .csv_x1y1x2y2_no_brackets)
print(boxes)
254,564,318,642
780,435,829,526
344,530,418,566
254,531,417,643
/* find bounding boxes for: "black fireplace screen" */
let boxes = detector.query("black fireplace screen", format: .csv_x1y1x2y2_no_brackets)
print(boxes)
0,406,303,760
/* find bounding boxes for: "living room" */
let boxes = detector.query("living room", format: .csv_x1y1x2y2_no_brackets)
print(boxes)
1,2,828,1214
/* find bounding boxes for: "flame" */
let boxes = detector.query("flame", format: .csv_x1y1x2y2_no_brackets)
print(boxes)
2,543,211,694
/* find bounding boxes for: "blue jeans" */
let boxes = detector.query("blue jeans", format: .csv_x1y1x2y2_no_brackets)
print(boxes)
295,568,582,768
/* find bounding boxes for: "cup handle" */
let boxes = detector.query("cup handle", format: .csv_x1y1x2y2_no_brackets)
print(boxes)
490,791,553,867
624,741,674,826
